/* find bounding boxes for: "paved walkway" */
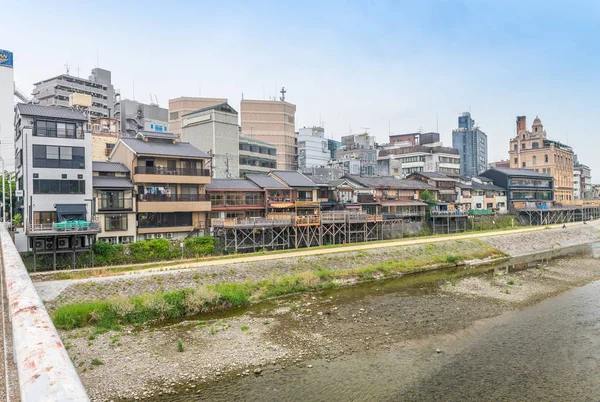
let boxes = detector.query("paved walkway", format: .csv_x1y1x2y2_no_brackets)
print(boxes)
1,251,21,401
33,223,584,303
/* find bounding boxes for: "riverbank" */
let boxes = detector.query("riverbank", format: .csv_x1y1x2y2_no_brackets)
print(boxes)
62,242,600,401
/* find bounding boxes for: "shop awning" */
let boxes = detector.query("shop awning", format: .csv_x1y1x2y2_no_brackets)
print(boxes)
56,204,87,222
270,202,295,209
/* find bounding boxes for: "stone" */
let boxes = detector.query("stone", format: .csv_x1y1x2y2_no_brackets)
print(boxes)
254,368,263,374
436,349,442,354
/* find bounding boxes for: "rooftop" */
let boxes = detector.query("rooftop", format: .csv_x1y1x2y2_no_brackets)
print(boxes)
92,176,133,189
345,175,436,190
410,172,457,181
486,167,553,179
270,171,318,188
137,131,178,140
16,103,88,121
92,162,129,173
207,179,262,191
182,102,238,117
119,138,209,158
239,136,277,148
246,174,290,189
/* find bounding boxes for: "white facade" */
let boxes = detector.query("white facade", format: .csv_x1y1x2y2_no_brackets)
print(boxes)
0,49,14,170
298,127,329,169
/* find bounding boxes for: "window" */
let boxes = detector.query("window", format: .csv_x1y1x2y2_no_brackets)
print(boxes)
32,145,85,169
513,144,517,150
137,212,192,228
533,156,537,164
33,211,56,225
544,154,548,163
170,111,179,120
33,179,85,194
34,120,80,138
522,143,526,149
522,162,526,168
532,142,539,149
105,214,128,231
514,158,518,164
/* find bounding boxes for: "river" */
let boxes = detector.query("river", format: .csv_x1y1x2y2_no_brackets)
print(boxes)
135,242,600,401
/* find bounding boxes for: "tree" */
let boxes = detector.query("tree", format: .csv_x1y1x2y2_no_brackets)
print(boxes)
420,189,436,205
0,171,18,222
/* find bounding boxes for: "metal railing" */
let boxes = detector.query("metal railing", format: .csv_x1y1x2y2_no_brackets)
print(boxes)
98,197,133,210
138,194,209,202
0,226,90,401
134,166,210,176
27,219,101,233
212,217,293,228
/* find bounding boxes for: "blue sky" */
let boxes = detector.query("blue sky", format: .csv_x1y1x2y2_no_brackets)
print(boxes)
4,0,600,176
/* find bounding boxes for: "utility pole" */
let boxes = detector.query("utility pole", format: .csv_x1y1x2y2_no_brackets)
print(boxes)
1,156,5,225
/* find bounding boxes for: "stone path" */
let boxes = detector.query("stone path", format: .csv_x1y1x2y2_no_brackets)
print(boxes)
1,253,21,401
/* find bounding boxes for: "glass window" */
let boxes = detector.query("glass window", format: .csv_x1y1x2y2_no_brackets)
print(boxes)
47,146,59,159
56,123,67,138
60,147,73,160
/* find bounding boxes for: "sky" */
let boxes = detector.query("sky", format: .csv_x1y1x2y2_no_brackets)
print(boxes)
4,0,600,178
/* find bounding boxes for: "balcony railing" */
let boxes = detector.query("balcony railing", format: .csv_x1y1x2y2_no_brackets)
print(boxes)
295,197,314,202
98,197,133,211
134,166,211,176
138,194,209,202
27,219,101,234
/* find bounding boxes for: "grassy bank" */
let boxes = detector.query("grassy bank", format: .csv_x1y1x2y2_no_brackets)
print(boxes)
52,243,506,331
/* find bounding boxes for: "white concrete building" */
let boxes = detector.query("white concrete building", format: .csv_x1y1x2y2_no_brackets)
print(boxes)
0,49,14,170
298,126,329,169
379,145,461,178
182,103,239,179
14,104,95,253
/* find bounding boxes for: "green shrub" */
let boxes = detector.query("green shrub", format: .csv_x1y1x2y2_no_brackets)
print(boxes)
183,286,220,314
211,282,254,307
184,236,215,257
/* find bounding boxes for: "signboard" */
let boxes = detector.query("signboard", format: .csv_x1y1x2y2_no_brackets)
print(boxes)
15,190,23,197
0,50,13,69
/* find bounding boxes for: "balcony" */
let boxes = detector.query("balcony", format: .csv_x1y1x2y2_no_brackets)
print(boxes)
98,197,133,212
137,194,211,213
27,219,101,235
134,166,211,185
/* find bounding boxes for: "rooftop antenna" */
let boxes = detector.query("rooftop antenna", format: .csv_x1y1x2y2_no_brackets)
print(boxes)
280,86,286,102
76,65,80,78
64,63,70,75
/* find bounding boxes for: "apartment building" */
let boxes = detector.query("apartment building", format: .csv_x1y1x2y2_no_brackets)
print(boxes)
92,162,136,244
452,112,488,177
169,97,227,140
407,172,458,203
298,126,330,169
455,177,507,213
240,99,297,171
239,136,277,176
109,132,212,240
207,179,266,220
181,103,240,179
14,104,97,254
90,117,119,161
509,116,574,203
573,158,592,200
334,133,378,176
113,99,168,138
32,67,115,118
379,145,461,177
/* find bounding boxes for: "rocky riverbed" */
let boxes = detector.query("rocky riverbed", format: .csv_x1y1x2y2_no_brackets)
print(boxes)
61,239,600,401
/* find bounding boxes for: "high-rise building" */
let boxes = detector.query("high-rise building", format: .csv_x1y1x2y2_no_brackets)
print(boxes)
113,99,168,138
452,112,488,177
508,116,574,203
168,97,227,140
240,98,297,171
0,49,14,170
389,132,440,146
327,138,341,159
238,136,277,176
32,67,115,119
181,103,240,179
298,126,330,169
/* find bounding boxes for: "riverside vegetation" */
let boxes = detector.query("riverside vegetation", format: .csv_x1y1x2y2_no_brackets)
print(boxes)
51,240,505,331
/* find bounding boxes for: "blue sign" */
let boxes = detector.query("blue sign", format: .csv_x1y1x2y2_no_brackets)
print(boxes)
0,49,13,69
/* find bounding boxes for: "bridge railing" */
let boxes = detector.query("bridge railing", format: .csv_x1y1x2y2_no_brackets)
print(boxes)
0,225,89,401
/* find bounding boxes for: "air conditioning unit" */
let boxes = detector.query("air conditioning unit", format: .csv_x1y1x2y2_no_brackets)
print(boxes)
146,234,155,240
120,236,132,244
34,239,44,250
156,233,164,239
165,232,174,239
57,238,69,249
45,238,54,249
74,237,85,248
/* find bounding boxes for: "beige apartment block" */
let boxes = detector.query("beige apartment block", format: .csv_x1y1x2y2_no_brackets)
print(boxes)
508,116,574,203
241,99,297,171
169,97,227,140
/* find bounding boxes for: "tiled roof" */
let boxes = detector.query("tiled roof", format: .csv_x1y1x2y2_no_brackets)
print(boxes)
92,176,133,189
246,174,289,189
182,102,238,117
137,131,178,140
16,103,88,121
412,171,456,181
489,167,552,178
207,179,262,191
345,175,436,190
270,171,318,188
120,138,209,158
92,161,129,173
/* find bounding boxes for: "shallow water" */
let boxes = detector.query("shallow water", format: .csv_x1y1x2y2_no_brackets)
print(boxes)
143,243,600,401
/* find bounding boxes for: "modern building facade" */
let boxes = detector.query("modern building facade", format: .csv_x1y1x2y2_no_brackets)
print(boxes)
240,99,297,171
109,132,212,240
327,138,341,159
452,112,488,177
239,136,277,176
113,99,168,138
169,97,228,140
573,157,592,200
480,167,554,210
298,126,330,169
14,104,97,253
32,67,115,119
378,145,461,177
0,49,14,170
181,103,240,179
508,116,574,203
92,162,136,244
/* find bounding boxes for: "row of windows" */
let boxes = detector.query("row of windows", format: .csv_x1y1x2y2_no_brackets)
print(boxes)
33,179,86,194
34,120,84,139
239,143,277,155
105,214,128,231
399,156,425,163
33,145,85,169
137,212,192,228
439,157,460,164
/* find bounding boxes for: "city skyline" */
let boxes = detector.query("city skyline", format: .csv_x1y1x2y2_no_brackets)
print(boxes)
4,0,599,176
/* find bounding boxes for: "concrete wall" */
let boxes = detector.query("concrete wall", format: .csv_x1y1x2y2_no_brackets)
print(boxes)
0,51,14,170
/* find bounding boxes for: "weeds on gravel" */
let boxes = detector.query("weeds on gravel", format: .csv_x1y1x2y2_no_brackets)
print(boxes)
507,279,515,286
91,358,104,366
177,339,184,352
